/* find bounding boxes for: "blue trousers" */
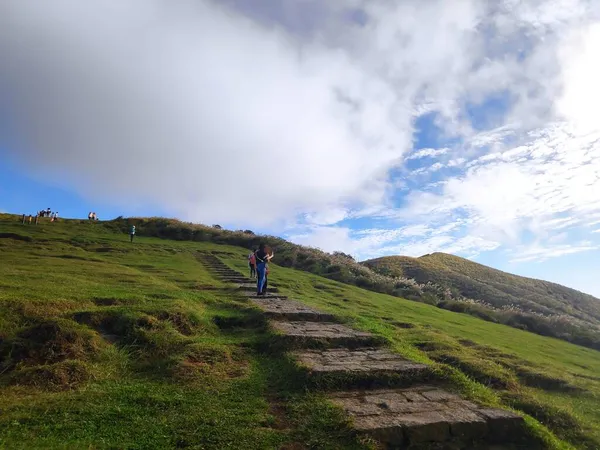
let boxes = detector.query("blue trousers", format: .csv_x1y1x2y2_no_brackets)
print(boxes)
256,262,267,294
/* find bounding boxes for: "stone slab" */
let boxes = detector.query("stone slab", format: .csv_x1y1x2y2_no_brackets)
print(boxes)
271,321,382,348
293,348,429,375
328,388,523,445
250,298,337,322
221,278,253,283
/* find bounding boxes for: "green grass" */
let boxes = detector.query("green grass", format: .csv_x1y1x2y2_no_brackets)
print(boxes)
221,250,600,449
0,215,367,449
109,216,600,352
1,214,600,449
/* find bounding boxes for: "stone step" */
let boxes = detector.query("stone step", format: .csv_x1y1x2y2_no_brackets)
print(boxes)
250,298,337,322
292,348,432,389
240,291,288,299
270,321,386,349
329,387,525,447
238,283,279,292
221,277,253,283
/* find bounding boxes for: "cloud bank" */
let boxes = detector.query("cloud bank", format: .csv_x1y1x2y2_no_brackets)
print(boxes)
1,0,600,265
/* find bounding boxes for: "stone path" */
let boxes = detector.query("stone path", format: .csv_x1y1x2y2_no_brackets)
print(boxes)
293,348,430,375
250,298,337,322
197,252,526,448
270,321,386,349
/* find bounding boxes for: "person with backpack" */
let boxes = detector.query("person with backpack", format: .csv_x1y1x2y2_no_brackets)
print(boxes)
248,250,257,278
255,243,273,296
129,225,136,243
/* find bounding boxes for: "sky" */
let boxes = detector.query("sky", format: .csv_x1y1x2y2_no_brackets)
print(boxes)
1,0,600,296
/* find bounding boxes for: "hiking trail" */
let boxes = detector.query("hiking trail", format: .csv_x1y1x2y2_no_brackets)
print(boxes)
199,252,527,449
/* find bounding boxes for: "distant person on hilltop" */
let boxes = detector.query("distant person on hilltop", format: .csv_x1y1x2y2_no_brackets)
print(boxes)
248,250,257,279
255,243,273,296
129,225,136,243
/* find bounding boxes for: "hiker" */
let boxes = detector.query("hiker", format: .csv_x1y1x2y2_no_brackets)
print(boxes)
35,214,39,225
54,212,59,222
248,250,257,278
129,225,136,242
88,212,93,220
28,214,32,224
21,214,26,224
255,244,273,296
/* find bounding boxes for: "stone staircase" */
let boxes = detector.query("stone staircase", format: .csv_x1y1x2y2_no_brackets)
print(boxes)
198,253,527,449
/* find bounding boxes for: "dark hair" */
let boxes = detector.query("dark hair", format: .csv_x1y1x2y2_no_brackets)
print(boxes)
259,243,265,251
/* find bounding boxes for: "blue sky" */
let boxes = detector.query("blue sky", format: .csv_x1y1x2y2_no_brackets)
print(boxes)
1,0,600,297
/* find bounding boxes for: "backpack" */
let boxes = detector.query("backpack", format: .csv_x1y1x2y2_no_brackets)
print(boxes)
249,253,256,264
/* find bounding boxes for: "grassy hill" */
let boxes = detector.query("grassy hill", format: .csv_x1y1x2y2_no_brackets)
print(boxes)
363,253,600,324
361,254,600,351
93,217,600,352
1,214,600,449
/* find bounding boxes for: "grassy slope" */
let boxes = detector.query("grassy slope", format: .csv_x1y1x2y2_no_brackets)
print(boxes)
363,253,600,323
118,217,600,352
0,214,599,449
224,252,600,449
0,216,363,449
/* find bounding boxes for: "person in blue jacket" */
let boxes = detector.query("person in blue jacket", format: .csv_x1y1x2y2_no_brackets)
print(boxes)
255,243,273,296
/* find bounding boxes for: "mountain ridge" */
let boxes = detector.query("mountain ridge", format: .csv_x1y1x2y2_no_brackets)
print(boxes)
363,252,600,323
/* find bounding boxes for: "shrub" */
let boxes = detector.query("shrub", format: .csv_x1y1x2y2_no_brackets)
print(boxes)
10,360,95,390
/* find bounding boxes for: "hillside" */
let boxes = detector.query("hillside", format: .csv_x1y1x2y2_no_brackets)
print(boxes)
363,253,600,325
0,213,600,449
89,217,600,352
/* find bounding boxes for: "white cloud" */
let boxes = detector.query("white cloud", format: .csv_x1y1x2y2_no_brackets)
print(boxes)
380,234,501,259
1,0,600,277
510,242,598,262
3,0,595,230
556,23,600,133
287,226,356,254
287,221,501,261
0,0,418,227
404,123,600,245
303,208,349,226
406,147,449,160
